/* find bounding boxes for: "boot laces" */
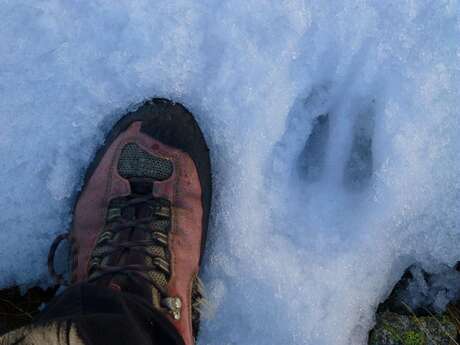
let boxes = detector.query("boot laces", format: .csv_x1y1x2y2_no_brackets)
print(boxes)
48,191,179,316
87,194,170,286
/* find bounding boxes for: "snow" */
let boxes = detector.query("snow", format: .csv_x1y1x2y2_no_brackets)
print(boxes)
1,0,460,344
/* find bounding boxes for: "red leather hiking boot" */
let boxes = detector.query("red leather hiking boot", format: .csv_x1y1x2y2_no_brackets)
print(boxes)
49,98,212,345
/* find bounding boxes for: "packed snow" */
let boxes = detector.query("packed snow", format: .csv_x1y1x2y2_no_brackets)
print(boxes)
1,1,460,344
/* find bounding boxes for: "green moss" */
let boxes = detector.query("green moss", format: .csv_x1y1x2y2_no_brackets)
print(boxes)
402,331,425,345
442,313,455,326
382,321,404,343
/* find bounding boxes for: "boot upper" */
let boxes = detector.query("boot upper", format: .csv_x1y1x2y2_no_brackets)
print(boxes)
66,99,211,345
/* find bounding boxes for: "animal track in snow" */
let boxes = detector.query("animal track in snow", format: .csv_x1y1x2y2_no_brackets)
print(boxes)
297,113,329,182
343,101,375,190
293,87,375,192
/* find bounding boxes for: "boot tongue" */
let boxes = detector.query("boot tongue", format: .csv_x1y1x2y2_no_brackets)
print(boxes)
131,180,155,219
109,179,160,303
131,179,153,194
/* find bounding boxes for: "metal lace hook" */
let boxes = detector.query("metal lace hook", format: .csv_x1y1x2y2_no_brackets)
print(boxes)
47,233,70,286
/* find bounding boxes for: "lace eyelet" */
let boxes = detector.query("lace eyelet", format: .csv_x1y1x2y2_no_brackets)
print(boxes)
162,297,182,320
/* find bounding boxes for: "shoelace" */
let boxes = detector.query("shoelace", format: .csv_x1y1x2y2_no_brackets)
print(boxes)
48,194,179,314
100,196,169,277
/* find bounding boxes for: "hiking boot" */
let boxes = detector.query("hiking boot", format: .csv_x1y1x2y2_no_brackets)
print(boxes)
48,98,212,345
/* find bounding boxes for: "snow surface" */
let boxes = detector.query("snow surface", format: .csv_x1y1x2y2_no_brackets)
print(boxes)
1,1,460,344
